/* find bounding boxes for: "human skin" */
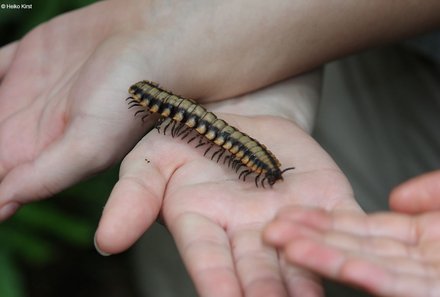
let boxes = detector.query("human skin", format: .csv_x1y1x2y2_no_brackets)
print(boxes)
0,2,360,294
390,170,440,214
1,0,439,218
264,205,440,297
264,171,440,297
1,0,440,295
95,74,363,296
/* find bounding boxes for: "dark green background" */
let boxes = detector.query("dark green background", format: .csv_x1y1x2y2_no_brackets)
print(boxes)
0,1,139,296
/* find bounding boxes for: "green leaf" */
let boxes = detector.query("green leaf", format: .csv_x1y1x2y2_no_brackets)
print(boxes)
12,204,94,247
0,248,26,297
0,226,53,264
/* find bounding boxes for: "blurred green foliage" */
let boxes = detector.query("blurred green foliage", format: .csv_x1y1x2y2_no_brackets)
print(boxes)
0,1,123,296
0,0,97,40
0,166,119,297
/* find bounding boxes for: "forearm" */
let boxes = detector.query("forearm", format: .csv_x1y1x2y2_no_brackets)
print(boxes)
138,0,440,99
206,70,322,134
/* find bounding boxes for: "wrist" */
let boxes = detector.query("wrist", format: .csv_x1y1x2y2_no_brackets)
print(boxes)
206,69,322,134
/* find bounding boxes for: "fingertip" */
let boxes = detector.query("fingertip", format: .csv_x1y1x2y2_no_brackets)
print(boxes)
263,220,294,246
0,201,20,221
94,219,134,255
95,178,162,254
390,170,440,213
94,232,112,256
389,184,412,211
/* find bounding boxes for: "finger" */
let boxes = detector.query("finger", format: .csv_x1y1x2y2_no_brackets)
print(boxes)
390,170,440,214
0,139,95,220
0,41,18,79
231,226,287,297
267,207,417,244
263,214,319,248
265,207,352,247
168,213,242,297
342,260,440,297
285,220,432,277
0,121,121,221
283,238,438,297
286,240,439,297
283,237,350,285
267,217,413,265
279,255,324,297
94,140,166,255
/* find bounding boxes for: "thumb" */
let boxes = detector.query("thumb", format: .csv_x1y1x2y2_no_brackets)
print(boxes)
389,170,440,214
94,136,167,255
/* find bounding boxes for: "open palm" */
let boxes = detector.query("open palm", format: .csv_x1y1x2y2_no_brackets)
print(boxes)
265,207,440,297
265,171,440,297
0,1,188,218
95,100,362,296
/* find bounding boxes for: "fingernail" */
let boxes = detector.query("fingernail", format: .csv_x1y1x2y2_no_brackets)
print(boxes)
0,202,20,221
94,233,111,256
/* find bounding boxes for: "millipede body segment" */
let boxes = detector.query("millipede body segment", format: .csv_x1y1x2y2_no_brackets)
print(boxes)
127,80,294,187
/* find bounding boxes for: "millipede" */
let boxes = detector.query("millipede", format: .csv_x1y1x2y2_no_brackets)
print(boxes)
126,80,294,188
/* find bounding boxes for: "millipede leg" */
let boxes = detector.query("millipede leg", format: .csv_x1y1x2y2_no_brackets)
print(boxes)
239,169,250,180
170,121,178,137
232,160,243,171
203,143,214,156
155,118,165,133
211,148,224,161
260,177,267,189
195,141,207,148
235,163,245,173
174,122,181,136
254,174,261,188
179,127,192,140
187,135,198,144
216,149,226,163
128,102,141,109
177,126,190,136
195,136,207,148
243,170,252,182
173,122,185,137
163,119,173,135
134,109,145,117
228,156,234,168
188,134,202,144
